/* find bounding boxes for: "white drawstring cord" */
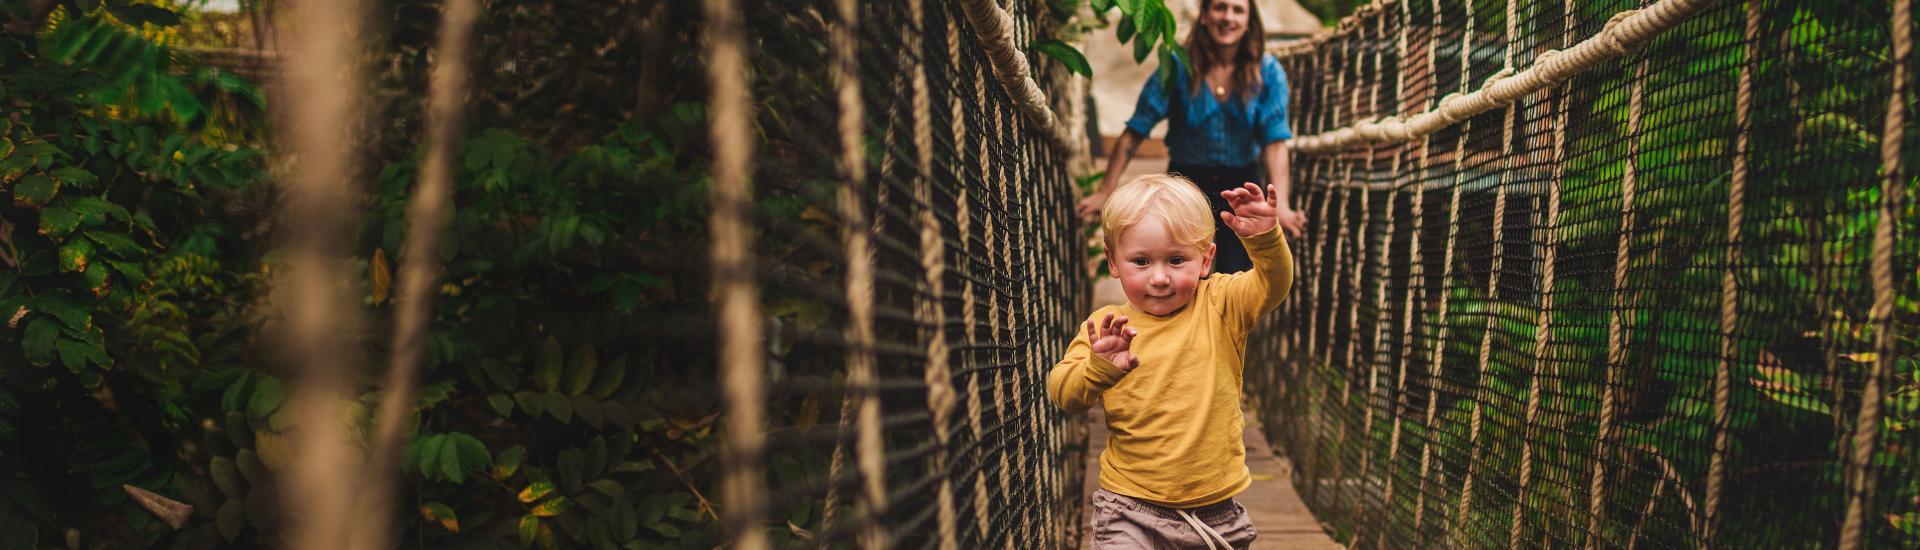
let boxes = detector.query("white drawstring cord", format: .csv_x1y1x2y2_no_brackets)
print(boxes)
1177,508,1234,549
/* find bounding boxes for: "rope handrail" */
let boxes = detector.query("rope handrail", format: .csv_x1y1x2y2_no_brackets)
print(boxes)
955,0,1077,151
1285,0,1716,154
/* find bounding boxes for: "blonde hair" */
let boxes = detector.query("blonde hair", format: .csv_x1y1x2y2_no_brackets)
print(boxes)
1101,174,1215,252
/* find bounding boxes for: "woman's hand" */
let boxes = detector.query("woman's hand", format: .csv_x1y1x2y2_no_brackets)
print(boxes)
1277,207,1307,239
1219,182,1281,237
1077,191,1110,222
1087,312,1140,372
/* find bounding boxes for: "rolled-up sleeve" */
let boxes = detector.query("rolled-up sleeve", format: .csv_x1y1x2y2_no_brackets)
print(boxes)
1125,71,1171,136
1256,56,1293,144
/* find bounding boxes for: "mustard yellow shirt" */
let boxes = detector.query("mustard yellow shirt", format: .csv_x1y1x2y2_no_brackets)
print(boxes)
1047,227,1293,508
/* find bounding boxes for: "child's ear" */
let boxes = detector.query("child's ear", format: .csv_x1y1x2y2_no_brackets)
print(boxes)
1106,250,1122,279
1200,243,1217,275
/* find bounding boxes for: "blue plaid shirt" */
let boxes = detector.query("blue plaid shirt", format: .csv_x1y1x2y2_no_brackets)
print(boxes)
1125,53,1293,167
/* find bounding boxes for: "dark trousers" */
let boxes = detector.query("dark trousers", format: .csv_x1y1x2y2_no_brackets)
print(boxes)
1166,162,1261,274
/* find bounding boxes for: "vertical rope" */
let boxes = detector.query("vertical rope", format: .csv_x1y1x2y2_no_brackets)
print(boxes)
947,8,984,545
278,0,366,546
971,56,995,541
1415,2,1473,535
1587,54,1648,550
1707,0,1763,542
703,0,765,545
1839,0,1908,546
351,1,477,547
1385,1,1445,537
1453,0,1522,541
1509,0,1574,545
906,0,958,546
820,0,882,544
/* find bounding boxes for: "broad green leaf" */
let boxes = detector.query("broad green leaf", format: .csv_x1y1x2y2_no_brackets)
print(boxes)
27,294,89,329
209,457,243,497
543,392,573,423
518,481,557,504
492,445,526,480
12,174,57,206
448,433,491,484
518,514,541,548
247,377,285,419
85,231,144,258
1115,0,1139,15
587,355,628,399
559,449,585,493
1116,15,1135,43
439,435,465,483
532,496,571,517
514,391,545,416
488,394,516,417
534,337,563,391
416,434,448,481
55,337,94,372
50,167,96,189
38,206,81,237
217,499,244,541
564,344,597,395
58,236,94,272
420,501,459,533
482,358,519,391
1033,40,1091,77
604,402,633,430
586,437,608,479
587,479,623,499
573,395,604,430
80,261,108,294
22,318,59,366
612,495,637,540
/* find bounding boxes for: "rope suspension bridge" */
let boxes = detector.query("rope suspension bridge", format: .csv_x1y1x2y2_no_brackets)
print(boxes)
250,0,1913,548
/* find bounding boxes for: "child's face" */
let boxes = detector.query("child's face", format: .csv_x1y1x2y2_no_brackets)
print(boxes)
1107,216,1214,316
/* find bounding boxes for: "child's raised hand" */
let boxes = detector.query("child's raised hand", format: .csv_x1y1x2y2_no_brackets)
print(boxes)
1087,313,1140,372
1219,182,1280,237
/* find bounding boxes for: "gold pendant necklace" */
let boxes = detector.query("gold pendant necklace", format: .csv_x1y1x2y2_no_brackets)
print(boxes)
1214,85,1227,97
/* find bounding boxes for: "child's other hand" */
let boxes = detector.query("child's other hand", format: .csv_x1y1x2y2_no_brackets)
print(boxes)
1087,313,1140,372
1220,182,1280,237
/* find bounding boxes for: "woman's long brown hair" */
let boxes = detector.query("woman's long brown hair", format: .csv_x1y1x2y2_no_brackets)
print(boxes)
1184,0,1266,101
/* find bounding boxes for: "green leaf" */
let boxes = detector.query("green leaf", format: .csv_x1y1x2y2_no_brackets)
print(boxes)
514,391,545,416
573,395,604,430
247,377,285,419
1033,40,1092,77
492,445,526,480
55,337,93,372
543,392,573,423
481,358,519,391
85,231,144,258
534,337,563,391
586,437,608,479
12,174,57,206
1115,0,1139,15
588,355,628,399
22,318,59,366
421,501,459,533
488,394,516,417
613,495,637,540
448,433,491,484
1116,15,1135,43
209,457,243,497
604,402,633,430
439,436,465,483
216,499,244,541
1091,0,1112,12
28,294,90,329
416,434,448,481
59,238,95,272
564,344,597,395
38,206,81,237
518,514,541,548
50,167,96,189
518,481,557,504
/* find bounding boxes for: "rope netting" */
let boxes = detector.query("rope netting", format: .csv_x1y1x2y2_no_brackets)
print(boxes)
1245,0,1918,548
705,0,1089,547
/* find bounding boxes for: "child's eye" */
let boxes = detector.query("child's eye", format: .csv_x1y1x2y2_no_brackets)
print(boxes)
1130,258,1149,266
1169,257,1186,266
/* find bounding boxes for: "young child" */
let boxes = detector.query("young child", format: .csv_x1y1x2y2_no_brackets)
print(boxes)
1048,174,1293,549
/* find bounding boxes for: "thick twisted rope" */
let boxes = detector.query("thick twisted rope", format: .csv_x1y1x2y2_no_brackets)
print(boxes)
1289,0,1718,154
351,2,477,548
954,0,1074,150
278,0,367,547
703,0,766,546
1707,1,1764,542
904,1,959,547
1587,53,1649,550
1839,0,1909,546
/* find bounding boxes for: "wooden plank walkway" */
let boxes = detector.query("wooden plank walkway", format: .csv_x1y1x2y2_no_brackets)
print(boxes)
1078,406,1343,549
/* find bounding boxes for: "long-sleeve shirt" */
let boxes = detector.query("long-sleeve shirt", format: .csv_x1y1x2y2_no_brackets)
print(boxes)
1125,54,1294,167
1047,226,1294,508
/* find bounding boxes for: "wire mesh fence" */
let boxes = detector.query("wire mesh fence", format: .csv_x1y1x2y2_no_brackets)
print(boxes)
1245,0,1917,548
706,0,1090,547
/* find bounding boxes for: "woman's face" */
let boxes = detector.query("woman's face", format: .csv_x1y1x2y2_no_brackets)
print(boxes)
1202,0,1251,49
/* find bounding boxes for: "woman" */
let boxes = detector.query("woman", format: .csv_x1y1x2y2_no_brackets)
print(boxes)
1078,0,1306,274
